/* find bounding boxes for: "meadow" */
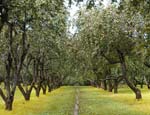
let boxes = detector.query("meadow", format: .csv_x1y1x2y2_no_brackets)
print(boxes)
0,86,75,115
1,86,150,115
79,86,150,115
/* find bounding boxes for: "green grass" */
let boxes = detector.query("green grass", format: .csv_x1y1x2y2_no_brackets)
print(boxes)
0,86,75,115
1,86,150,115
79,86,150,115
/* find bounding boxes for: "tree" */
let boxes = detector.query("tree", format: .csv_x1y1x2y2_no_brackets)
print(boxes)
0,0,67,110
76,5,143,99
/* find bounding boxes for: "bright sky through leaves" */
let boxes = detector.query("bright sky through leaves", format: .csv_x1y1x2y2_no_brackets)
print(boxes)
67,0,113,34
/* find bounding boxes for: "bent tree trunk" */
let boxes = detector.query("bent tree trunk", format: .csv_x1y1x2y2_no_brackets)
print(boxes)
118,50,142,99
0,87,16,110
18,83,34,101
124,76,142,99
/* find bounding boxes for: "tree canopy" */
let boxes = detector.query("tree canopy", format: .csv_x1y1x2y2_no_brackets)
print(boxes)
0,0,150,111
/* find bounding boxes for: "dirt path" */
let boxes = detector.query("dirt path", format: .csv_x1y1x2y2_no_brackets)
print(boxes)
74,88,79,115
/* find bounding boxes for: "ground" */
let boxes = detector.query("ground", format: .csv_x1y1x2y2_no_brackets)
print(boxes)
0,87,75,115
0,86,150,115
79,86,150,115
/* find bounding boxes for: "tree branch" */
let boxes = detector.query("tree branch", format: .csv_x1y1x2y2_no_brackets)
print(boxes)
0,88,6,102
101,53,120,64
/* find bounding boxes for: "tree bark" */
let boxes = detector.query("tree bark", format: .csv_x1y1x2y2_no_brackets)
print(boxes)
117,50,142,99
5,96,14,110
18,83,34,101
147,84,150,89
35,87,41,97
48,85,52,92
41,84,47,95
108,79,113,92
34,82,42,97
114,79,118,94
101,80,107,90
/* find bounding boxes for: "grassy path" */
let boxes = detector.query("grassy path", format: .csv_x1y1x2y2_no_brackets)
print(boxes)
0,86,75,115
74,88,80,115
79,86,150,115
1,86,150,115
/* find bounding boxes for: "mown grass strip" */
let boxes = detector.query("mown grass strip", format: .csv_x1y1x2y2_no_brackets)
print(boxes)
0,86,75,115
79,86,150,115
74,88,79,115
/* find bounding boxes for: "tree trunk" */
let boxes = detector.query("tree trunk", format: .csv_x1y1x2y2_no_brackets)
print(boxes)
25,93,30,100
140,79,144,88
5,95,14,110
90,81,94,86
101,80,107,90
108,80,113,92
114,79,118,94
47,82,52,92
104,80,107,90
18,84,33,101
147,84,150,89
48,86,52,92
42,85,47,95
124,77,142,99
117,50,142,99
141,84,143,89
98,80,101,88
35,88,40,97
34,84,41,97
42,89,46,95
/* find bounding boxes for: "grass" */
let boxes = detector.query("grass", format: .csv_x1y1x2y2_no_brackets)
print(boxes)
79,86,150,115
1,86,150,115
0,86,75,115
